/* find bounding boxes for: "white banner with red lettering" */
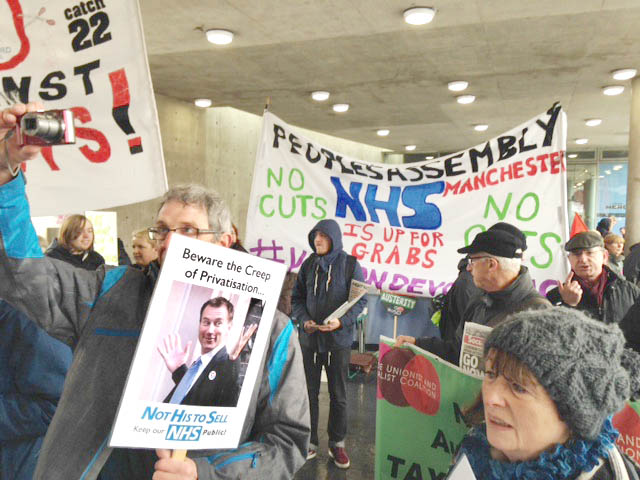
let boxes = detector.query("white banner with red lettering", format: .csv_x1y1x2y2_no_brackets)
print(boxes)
1,0,166,215
245,107,569,297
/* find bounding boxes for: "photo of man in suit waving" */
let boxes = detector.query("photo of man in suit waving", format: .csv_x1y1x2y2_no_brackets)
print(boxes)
158,296,248,407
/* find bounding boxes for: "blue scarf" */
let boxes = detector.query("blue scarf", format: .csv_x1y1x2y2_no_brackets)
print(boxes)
457,418,618,480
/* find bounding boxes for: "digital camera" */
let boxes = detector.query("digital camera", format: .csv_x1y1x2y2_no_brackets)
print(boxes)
15,109,76,146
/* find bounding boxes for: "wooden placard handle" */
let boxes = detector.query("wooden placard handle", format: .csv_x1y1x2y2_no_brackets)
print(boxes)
172,449,187,461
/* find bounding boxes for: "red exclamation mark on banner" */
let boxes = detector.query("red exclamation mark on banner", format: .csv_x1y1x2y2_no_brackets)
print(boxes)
108,68,143,154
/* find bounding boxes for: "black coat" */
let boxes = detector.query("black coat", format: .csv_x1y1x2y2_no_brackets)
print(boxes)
438,260,481,344
45,241,105,271
620,298,640,354
164,347,241,407
546,266,640,324
417,267,549,364
624,242,640,285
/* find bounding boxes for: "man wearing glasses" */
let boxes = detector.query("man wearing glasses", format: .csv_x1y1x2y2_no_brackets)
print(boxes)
395,222,549,364
547,230,639,324
0,103,309,480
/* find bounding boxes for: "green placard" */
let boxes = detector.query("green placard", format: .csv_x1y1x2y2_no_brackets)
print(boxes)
380,292,417,316
375,338,482,479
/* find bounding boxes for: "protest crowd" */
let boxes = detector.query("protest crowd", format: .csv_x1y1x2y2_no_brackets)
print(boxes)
2,98,640,480
2,4,640,480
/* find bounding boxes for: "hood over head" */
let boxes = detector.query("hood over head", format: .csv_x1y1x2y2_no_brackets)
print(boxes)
308,219,343,269
308,219,343,254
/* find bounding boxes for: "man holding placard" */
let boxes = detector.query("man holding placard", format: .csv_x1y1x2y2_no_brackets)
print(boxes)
0,103,309,480
291,219,366,469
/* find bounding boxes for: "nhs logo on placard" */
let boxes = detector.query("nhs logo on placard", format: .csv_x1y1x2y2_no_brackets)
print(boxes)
165,424,202,441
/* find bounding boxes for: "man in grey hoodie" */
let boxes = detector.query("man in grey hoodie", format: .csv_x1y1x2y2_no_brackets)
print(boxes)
291,219,366,469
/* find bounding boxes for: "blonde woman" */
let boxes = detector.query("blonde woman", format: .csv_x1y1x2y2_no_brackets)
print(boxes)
604,233,625,277
131,228,158,268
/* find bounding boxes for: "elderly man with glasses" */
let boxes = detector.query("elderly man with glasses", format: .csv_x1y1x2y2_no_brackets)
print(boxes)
547,230,640,325
0,103,309,480
396,222,549,364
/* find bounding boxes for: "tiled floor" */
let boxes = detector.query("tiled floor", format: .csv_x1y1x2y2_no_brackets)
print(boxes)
294,366,378,480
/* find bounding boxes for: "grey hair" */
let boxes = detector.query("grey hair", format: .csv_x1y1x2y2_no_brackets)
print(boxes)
493,255,522,273
159,184,233,241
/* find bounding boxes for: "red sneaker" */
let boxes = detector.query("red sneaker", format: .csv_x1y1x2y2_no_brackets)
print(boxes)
306,447,317,460
328,446,350,469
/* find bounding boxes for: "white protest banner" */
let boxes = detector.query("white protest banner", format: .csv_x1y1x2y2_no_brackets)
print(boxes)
110,234,287,449
1,0,166,215
245,107,569,297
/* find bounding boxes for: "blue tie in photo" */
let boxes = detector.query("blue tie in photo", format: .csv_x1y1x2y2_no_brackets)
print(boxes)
169,357,202,404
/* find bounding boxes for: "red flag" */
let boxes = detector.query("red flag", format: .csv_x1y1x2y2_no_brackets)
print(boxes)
570,213,589,238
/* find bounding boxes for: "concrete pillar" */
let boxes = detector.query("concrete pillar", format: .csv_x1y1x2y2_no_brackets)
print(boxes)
584,178,597,229
626,76,640,253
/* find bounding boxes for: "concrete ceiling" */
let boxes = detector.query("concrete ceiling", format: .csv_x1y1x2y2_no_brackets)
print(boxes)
140,0,640,155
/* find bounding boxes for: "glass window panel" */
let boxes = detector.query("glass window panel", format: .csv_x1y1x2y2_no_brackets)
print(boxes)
597,160,627,235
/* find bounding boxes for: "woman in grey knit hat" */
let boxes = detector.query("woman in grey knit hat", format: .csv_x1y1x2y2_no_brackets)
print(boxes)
453,307,640,479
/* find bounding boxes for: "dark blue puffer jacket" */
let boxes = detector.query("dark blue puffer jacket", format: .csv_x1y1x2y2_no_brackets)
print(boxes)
291,219,366,352
0,300,72,480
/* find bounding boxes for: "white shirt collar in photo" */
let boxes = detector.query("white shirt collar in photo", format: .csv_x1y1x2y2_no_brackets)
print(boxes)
184,344,225,394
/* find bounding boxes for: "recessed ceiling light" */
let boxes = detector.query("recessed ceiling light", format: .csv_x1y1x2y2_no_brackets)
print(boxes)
599,175,605,178
456,95,475,104
311,91,330,101
194,98,212,108
613,165,623,171
605,170,611,175
575,138,589,145
584,169,589,173
332,103,349,113
425,155,435,160
376,129,390,137
405,145,417,151
568,153,578,158
612,68,637,81
474,124,488,131
602,85,624,96
206,29,234,45
448,81,468,92
585,118,602,127
403,7,436,25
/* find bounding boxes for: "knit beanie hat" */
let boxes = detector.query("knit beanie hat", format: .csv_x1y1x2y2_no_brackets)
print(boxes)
484,307,640,440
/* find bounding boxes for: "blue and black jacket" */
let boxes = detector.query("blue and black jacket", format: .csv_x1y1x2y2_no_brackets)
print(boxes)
291,219,366,352
0,173,309,480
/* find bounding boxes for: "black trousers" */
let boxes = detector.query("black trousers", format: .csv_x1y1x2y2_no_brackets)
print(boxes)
302,347,350,447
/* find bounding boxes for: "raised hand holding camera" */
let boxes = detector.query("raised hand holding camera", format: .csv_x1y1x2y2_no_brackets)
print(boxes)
0,102,45,184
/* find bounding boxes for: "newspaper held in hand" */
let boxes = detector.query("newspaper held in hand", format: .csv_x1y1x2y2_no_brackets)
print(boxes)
322,279,377,325
446,454,477,480
459,322,492,379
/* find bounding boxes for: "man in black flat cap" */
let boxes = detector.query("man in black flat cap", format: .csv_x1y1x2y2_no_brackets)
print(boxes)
547,230,639,324
395,222,549,364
